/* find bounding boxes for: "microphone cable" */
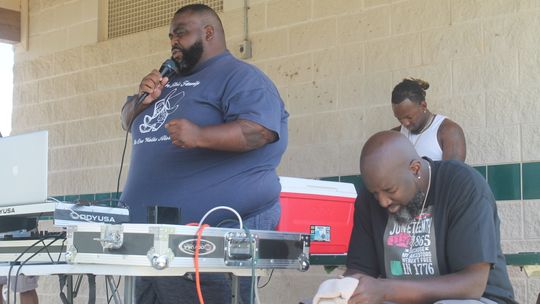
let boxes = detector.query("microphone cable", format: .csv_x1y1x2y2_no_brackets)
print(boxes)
115,127,130,200
115,58,178,201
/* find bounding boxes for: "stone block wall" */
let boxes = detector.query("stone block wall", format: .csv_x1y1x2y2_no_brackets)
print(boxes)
9,0,540,303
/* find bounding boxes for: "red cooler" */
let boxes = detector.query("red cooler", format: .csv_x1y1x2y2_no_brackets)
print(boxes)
277,177,357,255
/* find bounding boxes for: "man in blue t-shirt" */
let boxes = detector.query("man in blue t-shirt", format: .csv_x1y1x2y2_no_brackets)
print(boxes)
119,4,288,304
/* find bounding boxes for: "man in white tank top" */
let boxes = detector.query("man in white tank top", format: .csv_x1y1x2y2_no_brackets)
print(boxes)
391,78,466,161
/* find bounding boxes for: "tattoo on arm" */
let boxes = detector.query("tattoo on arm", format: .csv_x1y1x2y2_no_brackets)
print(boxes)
238,119,277,150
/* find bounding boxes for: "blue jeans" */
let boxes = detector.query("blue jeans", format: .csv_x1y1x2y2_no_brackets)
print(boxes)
136,203,281,304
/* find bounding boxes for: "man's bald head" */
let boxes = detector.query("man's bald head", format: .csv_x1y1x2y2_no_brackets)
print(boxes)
360,131,420,184
169,4,226,73
174,4,225,39
359,131,431,223
175,4,221,20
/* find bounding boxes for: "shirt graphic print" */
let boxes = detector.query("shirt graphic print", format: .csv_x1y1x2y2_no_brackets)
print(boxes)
134,79,201,146
383,205,440,278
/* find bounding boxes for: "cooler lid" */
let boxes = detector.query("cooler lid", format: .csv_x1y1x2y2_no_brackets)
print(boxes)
279,176,357,198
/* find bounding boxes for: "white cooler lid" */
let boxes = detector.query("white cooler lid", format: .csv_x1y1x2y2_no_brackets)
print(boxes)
279,176,357,198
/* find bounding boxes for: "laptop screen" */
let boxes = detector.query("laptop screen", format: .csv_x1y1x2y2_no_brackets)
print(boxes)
0,130,48,207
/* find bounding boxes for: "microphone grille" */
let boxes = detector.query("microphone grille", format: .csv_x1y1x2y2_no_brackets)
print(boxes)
160,59,178,77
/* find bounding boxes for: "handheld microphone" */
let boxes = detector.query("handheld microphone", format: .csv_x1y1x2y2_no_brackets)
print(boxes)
135,58,178,106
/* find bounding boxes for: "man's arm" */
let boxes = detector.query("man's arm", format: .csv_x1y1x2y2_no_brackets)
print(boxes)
438,118,466,161
121,95,145,131
165,118,277,152
120,70,170,131
347,262,490,304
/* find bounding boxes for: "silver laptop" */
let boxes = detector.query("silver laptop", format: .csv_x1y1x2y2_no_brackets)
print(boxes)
0,130,48,207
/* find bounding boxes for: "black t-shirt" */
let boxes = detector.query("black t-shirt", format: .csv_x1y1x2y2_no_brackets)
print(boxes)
346,159,516,303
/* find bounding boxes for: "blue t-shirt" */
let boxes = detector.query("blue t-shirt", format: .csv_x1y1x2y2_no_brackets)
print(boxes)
120,51,289,225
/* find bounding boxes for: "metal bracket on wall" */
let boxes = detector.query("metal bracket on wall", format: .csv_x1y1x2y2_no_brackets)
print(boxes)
238,0,252,59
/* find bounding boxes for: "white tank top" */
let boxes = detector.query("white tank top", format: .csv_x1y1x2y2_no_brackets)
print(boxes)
400,115,446,161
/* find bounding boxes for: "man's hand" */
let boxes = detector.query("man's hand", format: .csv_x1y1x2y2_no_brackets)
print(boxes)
138,70,170,105
348,275,386,304
164,119,276,152
121,71,171,131
345,263,490,303
165,119,201,149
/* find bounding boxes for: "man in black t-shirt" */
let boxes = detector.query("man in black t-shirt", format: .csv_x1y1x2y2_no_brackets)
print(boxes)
343,131,516,304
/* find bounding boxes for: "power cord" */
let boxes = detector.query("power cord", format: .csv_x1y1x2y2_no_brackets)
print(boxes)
46,196,62,204
194,224,210,304
8,234,64,304
7,237,49,303
105,275,122,304
13,236,65,304
198,206,243,230
6,239,41,304
257,269,274,288
191,206,245,304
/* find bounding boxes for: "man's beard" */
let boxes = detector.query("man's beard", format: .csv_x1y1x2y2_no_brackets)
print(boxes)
173,39,203,75
394,191,426,225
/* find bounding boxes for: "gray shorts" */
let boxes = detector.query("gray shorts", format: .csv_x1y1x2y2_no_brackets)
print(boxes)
0,276,38,293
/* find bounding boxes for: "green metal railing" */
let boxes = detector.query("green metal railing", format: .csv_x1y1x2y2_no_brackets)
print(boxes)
310,252,540,270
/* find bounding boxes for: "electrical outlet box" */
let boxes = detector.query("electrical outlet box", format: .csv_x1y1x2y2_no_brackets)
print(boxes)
239,40,252,59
